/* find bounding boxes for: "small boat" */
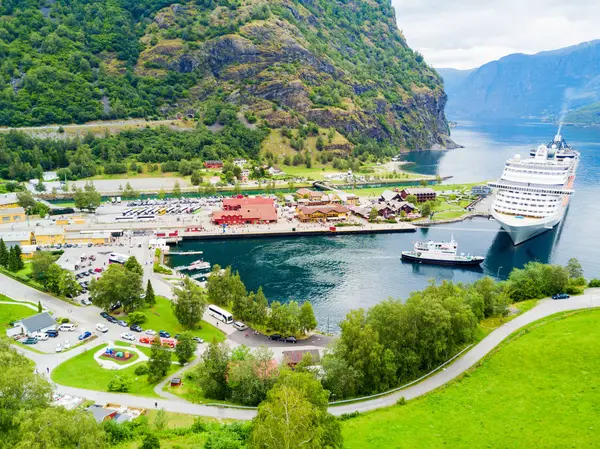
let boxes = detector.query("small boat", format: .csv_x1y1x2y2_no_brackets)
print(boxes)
188,260,211,271
401,236,484,266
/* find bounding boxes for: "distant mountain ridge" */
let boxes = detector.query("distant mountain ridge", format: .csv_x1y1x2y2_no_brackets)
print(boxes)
438,40,600,124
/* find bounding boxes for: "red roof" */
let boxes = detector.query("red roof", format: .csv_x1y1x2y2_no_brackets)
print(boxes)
222,197,274,208
212,204,278,222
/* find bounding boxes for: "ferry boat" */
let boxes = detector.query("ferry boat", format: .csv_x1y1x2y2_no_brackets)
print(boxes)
489,133,579,245
188,260,211,271
401,236,484,266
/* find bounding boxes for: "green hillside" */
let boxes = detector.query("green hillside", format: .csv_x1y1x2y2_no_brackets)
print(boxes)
342,309,600,448
0,0,451,151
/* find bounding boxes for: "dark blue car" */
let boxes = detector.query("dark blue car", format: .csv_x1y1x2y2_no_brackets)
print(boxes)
552,293,570,300
159,330,170,338
78,331,92,341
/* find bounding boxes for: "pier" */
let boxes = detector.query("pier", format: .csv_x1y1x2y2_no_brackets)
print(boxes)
167,250,203,255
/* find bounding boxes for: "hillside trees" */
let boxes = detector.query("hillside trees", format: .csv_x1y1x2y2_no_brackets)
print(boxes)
89,264,143,312
172,277,207,329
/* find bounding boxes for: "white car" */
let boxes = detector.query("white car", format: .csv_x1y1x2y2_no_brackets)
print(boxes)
55,344,62,353
81,298,92,306
120,332,136,341
63,340,71,349
34,332,49,341
145,329,156,336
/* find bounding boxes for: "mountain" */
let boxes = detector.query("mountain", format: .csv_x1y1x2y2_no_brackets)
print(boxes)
0,0,453,151
436,68,473,95
442,40,600,122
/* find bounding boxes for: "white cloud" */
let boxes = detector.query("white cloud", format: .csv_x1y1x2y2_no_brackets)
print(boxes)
391,0,600,69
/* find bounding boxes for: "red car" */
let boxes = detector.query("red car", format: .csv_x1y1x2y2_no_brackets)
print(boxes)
94,267,103,273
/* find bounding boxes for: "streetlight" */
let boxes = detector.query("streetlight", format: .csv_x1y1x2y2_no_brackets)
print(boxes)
497,266,503,278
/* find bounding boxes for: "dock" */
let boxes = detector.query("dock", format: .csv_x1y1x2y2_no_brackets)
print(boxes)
174,263,211,271
167,250,203,255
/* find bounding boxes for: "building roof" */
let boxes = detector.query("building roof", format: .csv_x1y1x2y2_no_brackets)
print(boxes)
380,190,402,202
20,312,56,333
222,197,274,208
298,205,349,215
86,405,116,423
0,206,25,215
0,193,18,207
388,200,415,211
0,231,32,242
213,204,278,222
112,413,132,424
34,227,65,236
402,187,436,195
296,188,312,197
66,231,110,240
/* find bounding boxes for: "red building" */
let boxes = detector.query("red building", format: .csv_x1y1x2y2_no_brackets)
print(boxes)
212,204,278,225
222,197,275,211
400,188,436,203
204,160,223,169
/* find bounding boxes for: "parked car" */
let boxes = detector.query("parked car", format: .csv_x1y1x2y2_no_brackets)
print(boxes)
192,337,205,344
94,267,103,273
145,329,157,336
106,316,118,324
121,332,136,341
88,243,93,247
110,302,121,312
55,344,62,352
100,312,109,319
117,320,128,327
22,337,38,345
64,340,71,349
96,323,109,333
89,255,96,261
283,336,297,344
87,269,95,275
233,321,248,331
552,293,570,300
268,334,282,341
78,331,92,341
81,298,92,306
130,324,143,332
45,329,59,338
33,332,49,341
159,330,170,338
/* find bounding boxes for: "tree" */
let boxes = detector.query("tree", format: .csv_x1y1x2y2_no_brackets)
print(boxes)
30,252,54,282
153,409,169,431
419,179,428,187
250,287,269,326
12,245,24,271
148,340,172,381
122,182,140,199
228,346,278,406
316,136,325,151
158,188,166,200
251,371,343,449
37,300,42,313
172,181,181,197
124,256,143,276
127,312,147,326
195,341,230,400
73,181,101,211
268,301,300,334
191,171,203,186
172,277,207,329
566,258,584,279
138,433,160,449
369,207,378,221
17,190,37,212
89,264,143,312
107,374,131,392
420,202,432,217
16,407,107,449
405,194,418,205
0,239,8,268
320,351,360,400
145,280,156,306
8,247,20,272
299,302,318,334
174,332,195,365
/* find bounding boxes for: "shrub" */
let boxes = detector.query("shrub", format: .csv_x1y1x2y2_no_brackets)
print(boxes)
128,312,147,326
191,418,207,433
396,396,407,405
108,374,131,392
61,318,70,323
134,364,149,376
339,411,360,421
565,285,584,295
588,278,600,288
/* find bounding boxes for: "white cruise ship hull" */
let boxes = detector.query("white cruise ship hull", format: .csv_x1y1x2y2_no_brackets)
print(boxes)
491,206,566,245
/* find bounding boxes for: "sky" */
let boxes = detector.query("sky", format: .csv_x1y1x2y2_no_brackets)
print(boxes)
391,0,600,70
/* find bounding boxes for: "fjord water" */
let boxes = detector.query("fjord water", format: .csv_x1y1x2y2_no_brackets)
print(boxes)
171,121,600,330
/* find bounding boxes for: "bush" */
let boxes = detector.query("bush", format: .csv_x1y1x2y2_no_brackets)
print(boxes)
339,411,360,421
61,318,70,323
396,396,407,405
588,279,600,288
191,418,207,433
108,374,131,392
565,285,584,295
128,311,147,326
134,364,149,376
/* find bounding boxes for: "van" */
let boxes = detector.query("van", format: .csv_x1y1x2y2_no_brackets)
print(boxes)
59,323,75,332
233,321,248,331
96,323,108,333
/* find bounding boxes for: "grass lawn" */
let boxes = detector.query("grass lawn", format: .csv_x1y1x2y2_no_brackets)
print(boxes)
0,303,37,330
431,210,467,221
51,343,179,398
342,309,600,449
120,296,225,343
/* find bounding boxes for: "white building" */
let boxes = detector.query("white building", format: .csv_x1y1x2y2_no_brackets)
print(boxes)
233,158,247,167
19,313,57,336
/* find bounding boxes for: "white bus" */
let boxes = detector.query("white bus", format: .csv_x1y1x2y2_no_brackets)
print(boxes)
208,305,233,324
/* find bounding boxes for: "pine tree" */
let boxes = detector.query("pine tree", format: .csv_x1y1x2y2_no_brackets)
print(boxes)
13,245,24,271
37,300,42,313
8,247,20,272
0,239,8,268
145,280,156,306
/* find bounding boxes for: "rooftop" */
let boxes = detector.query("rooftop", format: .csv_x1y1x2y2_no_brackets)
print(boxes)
0,193,18,206
213,204,278,222
297,205,349,214
402,187,436,195
34,227,65,236
20,312,56,333
222,197,275,207
0,206,25,215
0,231,32,242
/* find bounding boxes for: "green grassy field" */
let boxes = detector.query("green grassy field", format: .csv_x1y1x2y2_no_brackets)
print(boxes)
0,303,37,330
51,343,179,398
342,309,600,449
120,296,225,343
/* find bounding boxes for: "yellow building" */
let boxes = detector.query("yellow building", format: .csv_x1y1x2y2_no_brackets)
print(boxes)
65,232,110,245
0,193,19,209
0,207,25,224
0,231,33,248
34,227,66,246
296,205,350,222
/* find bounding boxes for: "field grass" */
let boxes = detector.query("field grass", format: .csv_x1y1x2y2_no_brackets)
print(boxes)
0,303,37,330
342,309,600,449
51,343,179,398
119,296,225,343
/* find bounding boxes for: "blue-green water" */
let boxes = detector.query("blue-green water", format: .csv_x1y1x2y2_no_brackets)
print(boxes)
171,121,600,329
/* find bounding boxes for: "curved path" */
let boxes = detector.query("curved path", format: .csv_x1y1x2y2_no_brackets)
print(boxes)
8,274,600,420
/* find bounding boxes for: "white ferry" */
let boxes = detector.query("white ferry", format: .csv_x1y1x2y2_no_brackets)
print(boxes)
401,236,484,266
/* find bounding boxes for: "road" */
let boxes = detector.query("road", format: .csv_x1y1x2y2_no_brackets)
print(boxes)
5,273,599,420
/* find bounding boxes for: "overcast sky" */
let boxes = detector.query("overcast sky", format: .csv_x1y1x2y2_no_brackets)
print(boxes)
391,0,600,70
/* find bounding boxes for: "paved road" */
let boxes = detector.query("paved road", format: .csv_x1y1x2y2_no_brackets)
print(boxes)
6,273,599,420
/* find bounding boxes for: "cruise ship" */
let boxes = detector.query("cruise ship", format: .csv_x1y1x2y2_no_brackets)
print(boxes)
488,134,579,245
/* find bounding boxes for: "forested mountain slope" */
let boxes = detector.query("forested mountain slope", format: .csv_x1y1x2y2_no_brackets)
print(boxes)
0,0,451,150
